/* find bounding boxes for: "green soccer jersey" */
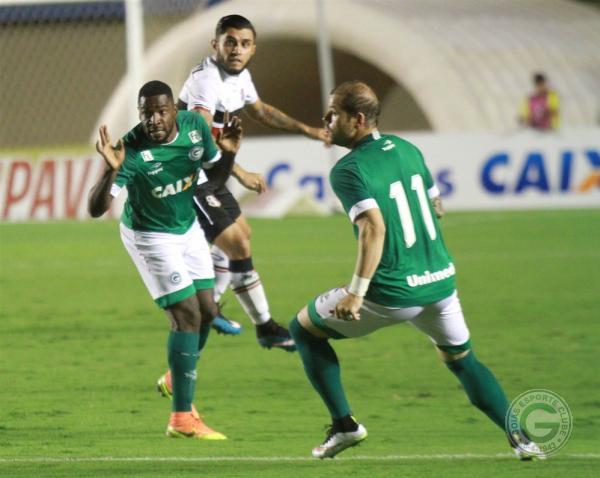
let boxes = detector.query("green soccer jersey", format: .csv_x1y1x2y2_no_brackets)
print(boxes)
330,131,455,307
112,110,220,234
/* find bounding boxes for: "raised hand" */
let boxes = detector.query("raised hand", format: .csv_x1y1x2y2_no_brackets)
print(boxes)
96,125,125,171
216,114,243,155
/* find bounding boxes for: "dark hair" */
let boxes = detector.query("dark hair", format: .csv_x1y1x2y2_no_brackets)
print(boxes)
138,80,173,100
533,72,546,84
215,14,256,38
332,80,380,124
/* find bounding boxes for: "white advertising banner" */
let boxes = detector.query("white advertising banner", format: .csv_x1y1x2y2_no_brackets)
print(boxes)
1,129,598,222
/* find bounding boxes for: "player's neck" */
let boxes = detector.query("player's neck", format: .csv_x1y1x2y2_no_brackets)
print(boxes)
349,127,377,149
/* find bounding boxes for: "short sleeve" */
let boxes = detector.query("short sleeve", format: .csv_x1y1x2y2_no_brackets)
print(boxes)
415,146,439,198
242,71,259,105
330,162,378,222
195,114,221,166
184,74,219,114
112,148,138,193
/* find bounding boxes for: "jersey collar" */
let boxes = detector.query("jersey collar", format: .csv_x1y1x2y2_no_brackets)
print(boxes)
354,129,381,148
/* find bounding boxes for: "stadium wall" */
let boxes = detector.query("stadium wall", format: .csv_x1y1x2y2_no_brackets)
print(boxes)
1,129,598,222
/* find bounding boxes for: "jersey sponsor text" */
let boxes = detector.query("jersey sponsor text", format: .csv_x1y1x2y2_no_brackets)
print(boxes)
407,263,455,288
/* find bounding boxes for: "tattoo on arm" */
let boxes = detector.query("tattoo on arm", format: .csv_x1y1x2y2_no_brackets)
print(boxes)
256,103,304,133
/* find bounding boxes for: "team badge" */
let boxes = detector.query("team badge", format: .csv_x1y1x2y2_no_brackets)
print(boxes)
188,130,201,143
206,195,221,207
141,150,154,162
170,272,182,284
188,145,204,161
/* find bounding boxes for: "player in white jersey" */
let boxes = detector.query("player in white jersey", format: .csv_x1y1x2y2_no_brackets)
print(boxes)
178,14,329,351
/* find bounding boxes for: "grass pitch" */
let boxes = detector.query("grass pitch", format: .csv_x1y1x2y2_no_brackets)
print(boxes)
1,210,599,477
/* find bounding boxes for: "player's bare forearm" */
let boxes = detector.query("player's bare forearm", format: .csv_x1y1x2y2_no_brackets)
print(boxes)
432,196,444,219
333,209,385,321
231,163,267,193
251,102,302,131
88,166,117,218
354,209,386,280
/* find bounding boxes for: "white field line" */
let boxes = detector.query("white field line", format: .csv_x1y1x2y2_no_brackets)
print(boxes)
1,453,599,463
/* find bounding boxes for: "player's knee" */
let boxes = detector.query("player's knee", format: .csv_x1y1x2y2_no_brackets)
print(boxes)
168,299,202,332
436,345,471,363
294,308,329,339
215,226,251,259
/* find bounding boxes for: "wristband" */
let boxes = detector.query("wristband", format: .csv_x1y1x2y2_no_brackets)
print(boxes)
348,274,370,297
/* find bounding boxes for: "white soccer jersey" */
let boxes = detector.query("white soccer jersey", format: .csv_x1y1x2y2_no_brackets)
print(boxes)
179,56,259,128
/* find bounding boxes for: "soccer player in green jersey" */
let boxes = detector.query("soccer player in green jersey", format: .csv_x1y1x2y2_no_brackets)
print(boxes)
88,80,241,439
288,81,544,460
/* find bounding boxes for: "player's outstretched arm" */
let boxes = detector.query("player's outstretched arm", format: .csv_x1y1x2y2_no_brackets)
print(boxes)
88,125,125,218
245,100,330,145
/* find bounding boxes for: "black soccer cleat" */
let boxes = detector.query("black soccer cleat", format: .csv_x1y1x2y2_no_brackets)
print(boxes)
256,319,296,352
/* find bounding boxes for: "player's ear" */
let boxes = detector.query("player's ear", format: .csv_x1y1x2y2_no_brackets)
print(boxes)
211,38,218,51
356,112,367,128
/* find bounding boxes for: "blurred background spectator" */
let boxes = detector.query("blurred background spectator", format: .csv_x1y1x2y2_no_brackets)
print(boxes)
519,72,560,131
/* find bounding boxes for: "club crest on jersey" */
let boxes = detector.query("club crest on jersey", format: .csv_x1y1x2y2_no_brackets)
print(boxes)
188,130,201,144
141,150,154,162
188,145,204,161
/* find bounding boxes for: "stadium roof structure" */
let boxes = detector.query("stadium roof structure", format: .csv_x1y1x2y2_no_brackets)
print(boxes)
96,0,600,137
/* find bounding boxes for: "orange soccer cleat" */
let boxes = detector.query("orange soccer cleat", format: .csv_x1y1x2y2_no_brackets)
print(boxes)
165,411,227,440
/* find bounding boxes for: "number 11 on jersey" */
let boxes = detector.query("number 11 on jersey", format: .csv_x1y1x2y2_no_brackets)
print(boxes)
389,175,437,248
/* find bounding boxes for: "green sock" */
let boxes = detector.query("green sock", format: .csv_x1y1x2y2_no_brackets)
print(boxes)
446,350,510,430
289,317,351,419
198,322,211,352
167,331,200,412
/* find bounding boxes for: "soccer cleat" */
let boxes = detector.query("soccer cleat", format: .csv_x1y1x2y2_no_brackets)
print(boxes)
156,370,173,400
156,370,201,420
211,315,243,335
508,430,546,461
256,319,297,352
312,422,368,459
166,412,227,440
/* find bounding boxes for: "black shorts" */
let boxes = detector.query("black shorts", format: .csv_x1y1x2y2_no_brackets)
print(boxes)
193,185,241,243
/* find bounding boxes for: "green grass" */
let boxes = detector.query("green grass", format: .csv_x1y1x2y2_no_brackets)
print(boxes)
1,210,599,477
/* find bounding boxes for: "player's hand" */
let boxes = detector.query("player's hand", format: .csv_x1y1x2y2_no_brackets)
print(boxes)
216,114,243,154
96,125,125,171
238,170,267,193
309,127,332,146
331,293,363,321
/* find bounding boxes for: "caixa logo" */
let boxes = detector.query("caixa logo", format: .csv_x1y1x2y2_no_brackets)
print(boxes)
266,163,455,200
481,150,600,194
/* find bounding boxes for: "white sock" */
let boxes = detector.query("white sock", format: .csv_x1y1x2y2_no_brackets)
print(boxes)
211,245,230,303
229,258,270,325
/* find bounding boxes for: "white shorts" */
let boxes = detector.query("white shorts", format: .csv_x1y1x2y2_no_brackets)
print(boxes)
120,220,214,308
307,288,470,348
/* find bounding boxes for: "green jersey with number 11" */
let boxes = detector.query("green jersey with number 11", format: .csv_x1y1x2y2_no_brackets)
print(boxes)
330,131,455,307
